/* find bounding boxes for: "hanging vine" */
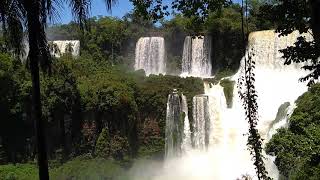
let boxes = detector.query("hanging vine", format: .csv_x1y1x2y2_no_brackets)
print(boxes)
238,0,271,179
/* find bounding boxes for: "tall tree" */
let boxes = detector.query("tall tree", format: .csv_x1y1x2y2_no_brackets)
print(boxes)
0,0,116,179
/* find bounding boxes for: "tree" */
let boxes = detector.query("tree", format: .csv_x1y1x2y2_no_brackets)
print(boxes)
264,0,320,85
95,128,110,158
65,43,74,54
0,0,117,179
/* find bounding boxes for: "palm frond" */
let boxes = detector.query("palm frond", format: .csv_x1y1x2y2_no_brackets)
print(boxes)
41,0,63,25
0,0,25,58
67,0,91,30
67,0,117,30
103,0,117,12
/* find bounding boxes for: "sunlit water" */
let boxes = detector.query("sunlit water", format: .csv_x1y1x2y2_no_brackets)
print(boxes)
134,37,166,75
129,30,313,180
51,40,80,57
181,36,212,77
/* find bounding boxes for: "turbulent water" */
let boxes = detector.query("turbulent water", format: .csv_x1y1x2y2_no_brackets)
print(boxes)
159,30,312,180
135,37,166,75
181,94,192,152
165,91,182,159
51,40,80,57
181,36,212,77
192,95,210,149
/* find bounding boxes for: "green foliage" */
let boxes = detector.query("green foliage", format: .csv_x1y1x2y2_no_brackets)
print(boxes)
0,163,38,180
0,53,32,163
50,156,125,180
47,23,81,41
220,79,235,108
109,133,130,161
263,0,320,86
95,128,110,159
266,84,320,179
96,128,129,160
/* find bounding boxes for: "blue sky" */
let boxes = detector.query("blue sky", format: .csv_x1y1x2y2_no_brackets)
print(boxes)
58,0,240,24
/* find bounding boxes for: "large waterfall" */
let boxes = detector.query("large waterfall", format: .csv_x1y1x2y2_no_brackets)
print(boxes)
134,37,166,75
181,36,212,77
159,30,312,180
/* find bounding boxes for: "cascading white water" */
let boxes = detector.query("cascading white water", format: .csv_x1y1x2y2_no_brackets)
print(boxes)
156,30,313,180
181,36,212,77
134,37,166,75
50,40,80,57
198,30,312,179
192,95,210,149
181,94,192,152
22,40,80,60
165,90,182,159
267,102,292,141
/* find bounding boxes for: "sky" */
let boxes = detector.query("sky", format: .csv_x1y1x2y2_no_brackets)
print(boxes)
58,0,134,24
58,0,241,24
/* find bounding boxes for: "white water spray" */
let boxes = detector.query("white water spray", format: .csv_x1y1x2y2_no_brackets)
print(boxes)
134,37,166,75
181,94,192,152
181,36,212,77
158,30,312,180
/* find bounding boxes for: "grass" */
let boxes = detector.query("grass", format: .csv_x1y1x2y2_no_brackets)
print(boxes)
0,155,128,180
0,163,38,180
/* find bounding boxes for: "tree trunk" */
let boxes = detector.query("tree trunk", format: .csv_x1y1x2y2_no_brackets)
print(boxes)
60,113,66,160
25,1,49,179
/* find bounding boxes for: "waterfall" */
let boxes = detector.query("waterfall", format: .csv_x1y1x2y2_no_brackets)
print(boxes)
50,40,80,57
200,30,311,179
22,40,80,60
192,95,210,149
181,36,212,77
181,94,191,152
134,37,166,75
165,89,182,159
157,30,312,180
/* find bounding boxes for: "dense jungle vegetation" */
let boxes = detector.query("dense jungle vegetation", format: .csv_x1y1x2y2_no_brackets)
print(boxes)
0,0,319,179
266,84,320,180
0,1,272,177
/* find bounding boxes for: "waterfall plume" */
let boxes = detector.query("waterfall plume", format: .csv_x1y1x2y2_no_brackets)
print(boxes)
134,37,166,75
165,89,182,159
181,36,212,78
159,30,312,180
